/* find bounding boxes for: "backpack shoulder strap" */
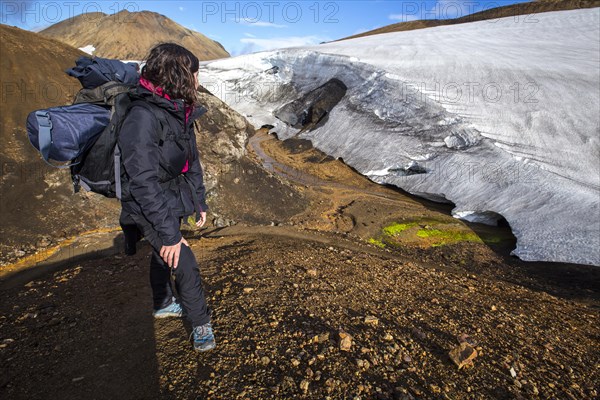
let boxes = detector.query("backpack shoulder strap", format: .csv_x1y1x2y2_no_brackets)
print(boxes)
127,100,170,143
73,81,134,105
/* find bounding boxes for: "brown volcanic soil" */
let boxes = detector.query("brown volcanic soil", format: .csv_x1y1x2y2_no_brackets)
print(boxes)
0,25,121,265
0,25,84,134
340,0,600,41
1,130,598,400
40,10,229,60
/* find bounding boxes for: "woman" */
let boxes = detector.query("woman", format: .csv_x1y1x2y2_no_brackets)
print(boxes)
118,43,215,352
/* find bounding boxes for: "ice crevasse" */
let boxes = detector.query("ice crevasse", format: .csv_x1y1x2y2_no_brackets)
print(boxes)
199,8,600,266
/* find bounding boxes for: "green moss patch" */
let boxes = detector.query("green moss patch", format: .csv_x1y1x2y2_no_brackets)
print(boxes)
368,238,386,248
416,228,484,246
369,218,509,249
382,222,418,236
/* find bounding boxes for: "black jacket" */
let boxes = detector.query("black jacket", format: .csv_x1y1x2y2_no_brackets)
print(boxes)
118,85,209,246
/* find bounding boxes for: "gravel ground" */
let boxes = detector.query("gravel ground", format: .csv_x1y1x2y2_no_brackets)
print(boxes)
0,231,598,399
1,131,598,400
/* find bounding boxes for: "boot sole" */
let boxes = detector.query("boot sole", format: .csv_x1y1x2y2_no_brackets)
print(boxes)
193,341,216,352
153,312,183,319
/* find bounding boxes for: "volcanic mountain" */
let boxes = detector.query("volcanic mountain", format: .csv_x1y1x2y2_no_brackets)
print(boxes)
39,10,229,60
0,24,261,267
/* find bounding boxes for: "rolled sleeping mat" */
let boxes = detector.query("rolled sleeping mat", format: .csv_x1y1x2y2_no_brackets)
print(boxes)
26,103,111,164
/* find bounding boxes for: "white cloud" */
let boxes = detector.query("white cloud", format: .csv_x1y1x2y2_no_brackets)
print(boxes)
238,18,287,28
240,35,328,53
179,6,184,11
244,32,256,38
388,13,419,22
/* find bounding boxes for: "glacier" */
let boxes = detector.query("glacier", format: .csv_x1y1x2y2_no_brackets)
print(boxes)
199,8,600,266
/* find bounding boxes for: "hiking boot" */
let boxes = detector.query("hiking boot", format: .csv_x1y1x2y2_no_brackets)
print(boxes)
191,322,216,352
153,298,183,318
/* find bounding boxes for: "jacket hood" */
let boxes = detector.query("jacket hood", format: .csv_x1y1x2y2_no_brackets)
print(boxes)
133,82,207,126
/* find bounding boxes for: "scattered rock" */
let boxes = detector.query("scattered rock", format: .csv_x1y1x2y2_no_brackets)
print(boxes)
531,385,539,396
449,342,478,369
457,333,477,346
411,328,427,340
72,376,84,382
339,331,353,352
281,376,296,391
393,388,416,400
213,217,227,227
514,379,523,389
364,315,379,326
313,332,330,344
243,287,254,293
261,356,270,366
36,237,51,248
300,379,310,393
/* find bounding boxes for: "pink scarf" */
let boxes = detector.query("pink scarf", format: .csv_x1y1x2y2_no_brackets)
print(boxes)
139,77,191,173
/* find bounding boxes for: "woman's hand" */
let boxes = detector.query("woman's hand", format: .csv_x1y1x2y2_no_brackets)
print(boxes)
160,237,189,269
196,211,207,228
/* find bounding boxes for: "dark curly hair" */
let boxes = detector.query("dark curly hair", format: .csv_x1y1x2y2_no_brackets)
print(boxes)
141,43,199,105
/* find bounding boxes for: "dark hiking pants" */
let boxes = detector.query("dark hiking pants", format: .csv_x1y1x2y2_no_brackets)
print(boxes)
120,209,211,327
150,244,211,327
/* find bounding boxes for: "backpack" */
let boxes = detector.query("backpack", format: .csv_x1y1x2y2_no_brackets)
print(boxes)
26,56,143,199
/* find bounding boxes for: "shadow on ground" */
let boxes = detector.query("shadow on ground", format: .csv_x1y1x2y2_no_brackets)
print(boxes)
0,240,165,399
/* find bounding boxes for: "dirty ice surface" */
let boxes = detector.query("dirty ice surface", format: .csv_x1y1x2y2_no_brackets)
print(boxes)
199,8,600,265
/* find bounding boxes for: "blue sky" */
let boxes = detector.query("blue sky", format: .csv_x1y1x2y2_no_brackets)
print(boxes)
1,1,531,55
